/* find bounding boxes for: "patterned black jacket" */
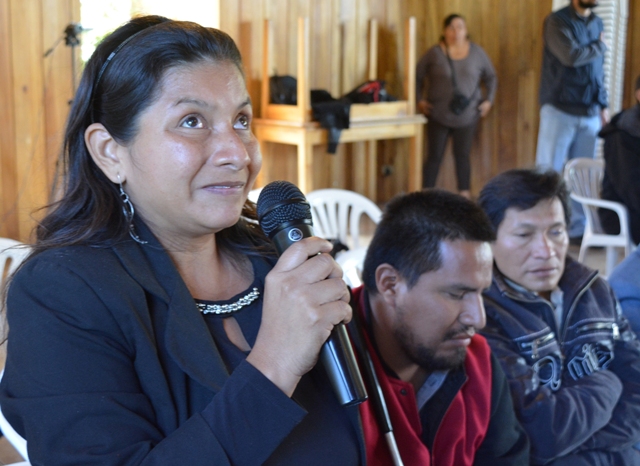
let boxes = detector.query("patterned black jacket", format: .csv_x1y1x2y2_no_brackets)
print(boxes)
481,257,640,465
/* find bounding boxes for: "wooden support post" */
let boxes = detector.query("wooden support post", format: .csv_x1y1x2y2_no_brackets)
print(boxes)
405,16,417,115
367,19,378,81
261,19,270,118
297,17,310,123
408,122,423,192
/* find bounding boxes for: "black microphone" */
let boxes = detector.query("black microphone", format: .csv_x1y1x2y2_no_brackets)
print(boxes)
257,180,368,406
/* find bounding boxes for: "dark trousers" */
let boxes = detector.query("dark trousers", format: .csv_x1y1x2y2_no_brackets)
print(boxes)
423,119,478,191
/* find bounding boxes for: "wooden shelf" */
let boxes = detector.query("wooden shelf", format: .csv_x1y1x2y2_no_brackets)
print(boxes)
254,16,426,195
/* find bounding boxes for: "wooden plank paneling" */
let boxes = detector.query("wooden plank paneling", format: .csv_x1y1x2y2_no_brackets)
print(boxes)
624,0,640,108
10,0,48,240
0,0,79,242
42,0,77,194
3,0,640,240
0,0,18,239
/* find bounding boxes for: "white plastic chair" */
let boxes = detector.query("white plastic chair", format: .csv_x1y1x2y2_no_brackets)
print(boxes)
247,187,263,204
335,247,368,288
0,240,31,464
305,189,382,250
0,371,28,464
563,158,634,277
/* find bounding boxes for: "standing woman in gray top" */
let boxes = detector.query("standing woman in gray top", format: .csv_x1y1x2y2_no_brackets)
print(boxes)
416,14,497,198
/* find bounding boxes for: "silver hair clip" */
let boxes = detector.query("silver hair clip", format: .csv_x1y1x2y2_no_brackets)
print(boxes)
91,28,148,123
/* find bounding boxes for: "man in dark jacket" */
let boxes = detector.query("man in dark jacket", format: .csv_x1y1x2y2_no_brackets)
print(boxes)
478,169,640,465
599,74,640,245
350,189,529,465
535,0,608,240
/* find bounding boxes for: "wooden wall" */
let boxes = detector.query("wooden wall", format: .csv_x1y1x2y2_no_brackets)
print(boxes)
221,0,554,200
624,0,640,107
1,0,639,242
0,0,79,241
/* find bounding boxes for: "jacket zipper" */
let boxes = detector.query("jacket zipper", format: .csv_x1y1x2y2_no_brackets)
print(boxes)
575,321,620,339
520,332,555,359
503,289,562,342
562,273,599,344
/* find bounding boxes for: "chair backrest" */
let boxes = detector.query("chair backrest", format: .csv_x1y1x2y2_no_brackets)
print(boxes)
335,247,368,288
306,189,382,250
563,158,606,233
0,239,30,293
0,242,31,463
0,370,29,463
247,187,263,204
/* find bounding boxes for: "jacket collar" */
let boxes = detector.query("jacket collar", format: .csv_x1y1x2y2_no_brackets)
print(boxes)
567,3,596,22
491,268,540,303
111,219,229,392
491,256,598,310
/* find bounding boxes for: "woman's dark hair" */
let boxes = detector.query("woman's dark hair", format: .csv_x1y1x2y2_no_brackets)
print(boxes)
34,15,270,258
440,14,468,43
478,169,571,232
443,14,465,29
362,189,495,293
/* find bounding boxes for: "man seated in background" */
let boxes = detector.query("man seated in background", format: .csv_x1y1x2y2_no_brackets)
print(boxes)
609,247,640,336
350,189,529,466
599,74,640,245
478,169,640,465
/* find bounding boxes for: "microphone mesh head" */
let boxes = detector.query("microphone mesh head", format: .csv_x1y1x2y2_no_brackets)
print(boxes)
257,181,312,237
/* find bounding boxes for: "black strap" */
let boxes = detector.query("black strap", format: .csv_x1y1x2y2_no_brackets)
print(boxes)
444,46,460,91
347,290,394,435
445,45,480,100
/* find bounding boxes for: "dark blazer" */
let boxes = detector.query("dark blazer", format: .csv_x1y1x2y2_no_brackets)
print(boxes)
0,222,364,465
599,105,640,245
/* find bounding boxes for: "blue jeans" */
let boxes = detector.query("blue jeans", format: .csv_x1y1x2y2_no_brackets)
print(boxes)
535,104,602,237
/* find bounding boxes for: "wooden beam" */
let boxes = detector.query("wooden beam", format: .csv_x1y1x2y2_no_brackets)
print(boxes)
0,0,18,239
10,0,49,241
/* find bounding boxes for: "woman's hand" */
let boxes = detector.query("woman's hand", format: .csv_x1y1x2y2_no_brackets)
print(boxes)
246,237,351,396
418,99,432,116
478,100,492,118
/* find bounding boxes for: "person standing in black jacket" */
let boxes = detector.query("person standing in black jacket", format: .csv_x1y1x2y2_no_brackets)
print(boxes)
599,74,640,245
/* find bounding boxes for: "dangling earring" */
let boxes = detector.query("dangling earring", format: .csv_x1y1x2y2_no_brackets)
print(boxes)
118,175,147,245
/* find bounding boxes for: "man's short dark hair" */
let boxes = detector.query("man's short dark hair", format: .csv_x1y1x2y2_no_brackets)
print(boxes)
478,169,571,232
635,74,640,92
362,189,495,293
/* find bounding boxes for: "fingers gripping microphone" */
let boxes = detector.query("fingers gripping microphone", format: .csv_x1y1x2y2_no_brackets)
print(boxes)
257,181,368,406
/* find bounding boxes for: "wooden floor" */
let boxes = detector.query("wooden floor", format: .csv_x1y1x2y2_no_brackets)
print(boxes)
568,243,614,276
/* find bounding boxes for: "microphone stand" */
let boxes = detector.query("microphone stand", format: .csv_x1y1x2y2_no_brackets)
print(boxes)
349,298,404,466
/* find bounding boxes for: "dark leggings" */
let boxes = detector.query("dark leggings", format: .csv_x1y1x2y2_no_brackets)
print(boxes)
423,119,478,191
